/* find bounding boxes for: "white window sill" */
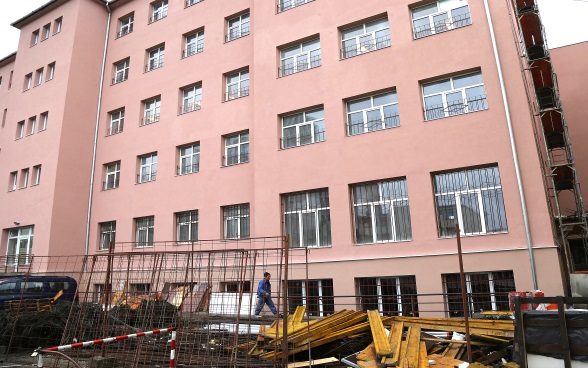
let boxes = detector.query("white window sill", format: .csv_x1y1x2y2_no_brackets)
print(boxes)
437,231,508,240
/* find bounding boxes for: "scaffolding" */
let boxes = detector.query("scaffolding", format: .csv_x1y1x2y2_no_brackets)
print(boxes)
509,0,588,284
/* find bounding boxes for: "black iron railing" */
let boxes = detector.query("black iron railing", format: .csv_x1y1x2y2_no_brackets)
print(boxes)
149,9,168,24
137,172,157,183
180,101,202,114
107,122,124,136
277,0,314,13
145,55,164,72
177,163,200,175
341,34,391,59
224,153,249,166
142,113,160,126
424,95,487,121
225,86,249,101
182,43,204,58
278,55,321,77
413,12,471,39
281,129,325,149
112,71,128,85
226,25,250,42
347,114,400,136
116,25,133,39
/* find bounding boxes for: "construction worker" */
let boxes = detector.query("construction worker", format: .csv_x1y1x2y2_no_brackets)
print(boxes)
255,272,278,317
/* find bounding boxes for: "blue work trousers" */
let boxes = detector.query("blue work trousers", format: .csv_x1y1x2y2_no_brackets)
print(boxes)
255,295,277,315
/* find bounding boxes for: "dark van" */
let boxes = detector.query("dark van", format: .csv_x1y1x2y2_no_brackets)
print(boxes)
0,276,77,309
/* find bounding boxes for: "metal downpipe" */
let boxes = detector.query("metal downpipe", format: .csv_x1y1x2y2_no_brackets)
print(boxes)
483,0,538,289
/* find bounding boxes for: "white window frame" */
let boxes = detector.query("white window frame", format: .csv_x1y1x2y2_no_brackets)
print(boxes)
225,70,249,101
109,110,124,135
10,172,17,191
283,190,331,248
184,30,204,58
31,30,39,46
118,15,134,38
357,276,417,316
104,162,120,190
17,121,25,139
40,112,48,131
99,221,116,250
135,217,154,247
227,13,250,42
223,204,250,239
54,18,62,34
186,0,203,8
7,226,34,266
346,92,400,135
47,63,55,81
341,18,390,59
411,0,472,39
147,46,165,71
143,98,161,125
181,85,202,114
151,0,168,23
352,179,412,244
281,108,325,149
177,210,198,242
36,69,43,86
280,39,321,77
139,153,157,183
287,279,334,317
21,169,29,188
28,117,36,135
24,74,32,91
179,143,200,175
278,0,313,13
224,132,249,166
43,24,51,40
33,165,41,185
114,60,129,84
422,71,487,120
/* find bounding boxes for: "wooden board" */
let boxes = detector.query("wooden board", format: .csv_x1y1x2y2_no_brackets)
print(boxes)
367,310,392,357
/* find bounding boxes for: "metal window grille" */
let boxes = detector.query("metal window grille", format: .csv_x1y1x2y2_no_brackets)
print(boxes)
108,110,124,136
279,39,321,77
138,154,157,183
149,2,168,24
225,70,250,101
185,0,203,8
116,16,134,38
145,53,165,72
412,3,471,39
221,281,251,293
178,144,200,175
277,0,314,13
104,162,120,190
99,222,116,250
283,189,331,248
341,19,391,59
180,86,202,114
113,61,129,84
433,166,508,237
226,14,250,42
143,99,161,125
347,91,400,136
224,132,249,166
287,279,334,317
223,204,250,239
177,210,198,242
281,108,325,149
357,276,419,316
135,217,154,246
183,33,204,58
423,72,487,120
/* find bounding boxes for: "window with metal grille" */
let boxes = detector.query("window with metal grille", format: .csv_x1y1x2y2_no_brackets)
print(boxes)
288,279,334,317
346,91,400,135
177,210,198,242
226,13,250,42
352,178,412,244
117,14,134,38
108,109,124,135
223,204,250,239
279,39,321,77
224,132,249,166
184,30,204,58
113,60,129,84
225,69,249,101
356,276,418,316
181,85,202,114
143,97,161,125
443,271,515,317
135,216,154,246
433,166,507,237
138,153,157,183
422,71,487,120
220,281,251,293
146,46,165,72
178,143,200,175
104,162,120,190
283,189,331,248
99,221,116,250
150,1,168,23
281,107,325,149
341,18,390,59
412,0,471,39
278,0,314,13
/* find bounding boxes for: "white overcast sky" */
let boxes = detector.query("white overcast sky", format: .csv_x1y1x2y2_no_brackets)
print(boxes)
1,0,587,59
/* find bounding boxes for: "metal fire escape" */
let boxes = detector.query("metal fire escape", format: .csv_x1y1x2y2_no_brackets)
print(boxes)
511,0,588,282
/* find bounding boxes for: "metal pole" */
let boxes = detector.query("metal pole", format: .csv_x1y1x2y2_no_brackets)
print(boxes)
456,224,473,362
282,235,290,367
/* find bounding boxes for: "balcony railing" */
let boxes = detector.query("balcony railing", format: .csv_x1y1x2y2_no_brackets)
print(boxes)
149,9,168,24
180,101,202,114
112,71,128,85
225,86,249,101
137,172,157,183
281,129,325,149
223,153,249,166
103,178,120,190
278,55,321,77
142,113,160,126
185,0,203,8
347,114,400,136
177,162,200,175
277,0,314,13
116,26,133,39
341,34,391,59
107,122,124,136
413,12,471,39
145,56,164,72
424,95,487,121
182,43,204,58
226,25,250,42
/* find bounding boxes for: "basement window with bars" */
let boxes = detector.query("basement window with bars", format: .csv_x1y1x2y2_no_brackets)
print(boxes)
288,279,334,317
220,281,251,293
443,270,515,317
356,276,419,317
433,165,507,237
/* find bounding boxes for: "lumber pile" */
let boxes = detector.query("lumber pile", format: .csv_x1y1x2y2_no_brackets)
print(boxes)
246,308,519,368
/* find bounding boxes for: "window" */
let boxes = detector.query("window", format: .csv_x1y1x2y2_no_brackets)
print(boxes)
278,0,314,13
224,132,249,166
104,162,120,190
113,60,129,84
9,171,17,191
27,117,36,135
2,108,7,128
31,30,40,46
180,85,202,114
433,166,507,237
412,0,471,39
283,189,331,248
42,24,51,40
7,226,34,265
281,107,325,148
279,39,321,77
226,13,250,41
108,109,124,135
146,46,165,71
117,14,134,38
16,121,24,139
8,70,13,89
130,283,151,294
39,112,48,131
24,73,32,91
352,178,412,244
54,17,62,34
33,165,41,185
138,153,157,183
177,210,198,242
221,281,251,293
178,143,200,175
183,30,204,58
150,0,168,23
444,271,515,317
357,276,418,316
288,279,334,317
423,71,487,120
135,216,154,246
341,18,390,59
35,68,44,86
143,97,161,125
20,169,29,188
225,69,249,101
223,204,250,239
47,62,55,81
346,91,400,135
99,221,116,250
185,0,203,8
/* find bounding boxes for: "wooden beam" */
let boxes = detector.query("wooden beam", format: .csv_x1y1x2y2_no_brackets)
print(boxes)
368,310,392,358
405,326,421,368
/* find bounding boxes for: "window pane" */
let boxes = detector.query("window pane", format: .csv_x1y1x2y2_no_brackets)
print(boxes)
365,18,389,33
283,127,297,148
341,25,364,39
466,86,488,111
373,93,396,106
354,205,373,244
302,39,320,51
483,189,508,233
446,91,466,116
283,113,303,127
314,119,325,142
461,193,483,234
423,79,451,95
305,109,324,121
453,72,483,89
437,195,458,236
348,97,371,112
412,2,438,19
469,273,492,312
451,6,472,28
374,204,393,242
394,200,412,241
318,209,332,246
285,213,300,247
302,212,317,247
299,124,312,145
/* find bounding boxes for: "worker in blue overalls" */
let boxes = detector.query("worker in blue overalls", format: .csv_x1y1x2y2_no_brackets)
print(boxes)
255,272,278,317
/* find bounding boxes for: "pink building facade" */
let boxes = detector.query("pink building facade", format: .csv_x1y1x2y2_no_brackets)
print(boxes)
1,0,585,316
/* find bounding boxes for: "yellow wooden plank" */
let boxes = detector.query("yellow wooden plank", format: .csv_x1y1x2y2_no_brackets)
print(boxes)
357,342,376,361
286,310,357,343
398,340,408,368
287,357,339,368
405,326,421,368
368,310,392,357
418,341,428,368
401,322,513,338
291,305,306,324
294,312,367,347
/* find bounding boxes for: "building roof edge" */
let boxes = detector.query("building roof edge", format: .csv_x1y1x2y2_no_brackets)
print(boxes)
0,52,17,68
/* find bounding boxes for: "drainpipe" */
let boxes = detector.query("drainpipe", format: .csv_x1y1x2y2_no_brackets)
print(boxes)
85,1,111,261
483,0,538,290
